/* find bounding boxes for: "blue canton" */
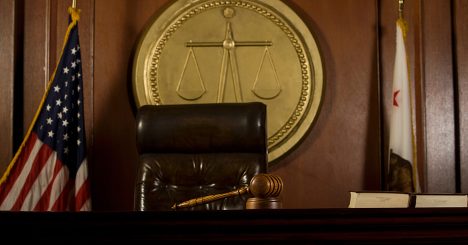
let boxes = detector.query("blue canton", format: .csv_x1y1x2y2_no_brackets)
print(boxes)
33,23,86,177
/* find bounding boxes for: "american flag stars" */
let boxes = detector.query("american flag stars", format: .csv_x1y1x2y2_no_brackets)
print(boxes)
34,43,85,164
0,7,90,211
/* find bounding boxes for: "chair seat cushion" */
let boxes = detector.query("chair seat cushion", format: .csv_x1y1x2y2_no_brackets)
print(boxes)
135,153,265,211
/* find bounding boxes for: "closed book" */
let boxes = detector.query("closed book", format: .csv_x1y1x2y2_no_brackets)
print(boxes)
348,191,411,208
413,193,468,208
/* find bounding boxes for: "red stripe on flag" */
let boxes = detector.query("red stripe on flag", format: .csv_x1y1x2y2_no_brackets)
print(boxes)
10,143,53,211
0,133,39,205
75,178,90,211
50,179,73,211
33,159,65,211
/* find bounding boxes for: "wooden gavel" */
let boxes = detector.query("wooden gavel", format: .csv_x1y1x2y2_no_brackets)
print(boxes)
171,173,283,210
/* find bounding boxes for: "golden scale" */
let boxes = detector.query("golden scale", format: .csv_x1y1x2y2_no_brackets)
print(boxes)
132,0,324,167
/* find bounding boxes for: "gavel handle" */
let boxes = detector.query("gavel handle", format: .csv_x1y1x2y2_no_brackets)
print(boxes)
171,186,249,210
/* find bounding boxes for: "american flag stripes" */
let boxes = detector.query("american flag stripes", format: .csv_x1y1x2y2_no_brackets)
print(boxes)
0,7,91,211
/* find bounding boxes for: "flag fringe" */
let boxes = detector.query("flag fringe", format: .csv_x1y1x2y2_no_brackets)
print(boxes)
397,18,408,40
395,16,420,193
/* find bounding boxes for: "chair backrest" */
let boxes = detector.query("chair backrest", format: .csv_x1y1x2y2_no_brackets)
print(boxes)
134,102,267,211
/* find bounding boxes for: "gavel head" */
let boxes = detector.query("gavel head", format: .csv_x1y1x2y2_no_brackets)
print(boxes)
249,173,283,198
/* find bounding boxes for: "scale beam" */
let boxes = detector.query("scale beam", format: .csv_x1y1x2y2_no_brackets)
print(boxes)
186,41,273,47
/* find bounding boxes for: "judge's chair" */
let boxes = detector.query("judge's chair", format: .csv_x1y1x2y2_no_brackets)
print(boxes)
134,102,268,211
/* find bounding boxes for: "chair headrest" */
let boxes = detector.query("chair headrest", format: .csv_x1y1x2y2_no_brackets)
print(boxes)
136,102,267,154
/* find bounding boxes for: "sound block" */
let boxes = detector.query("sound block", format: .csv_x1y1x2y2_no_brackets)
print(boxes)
245,197,282,209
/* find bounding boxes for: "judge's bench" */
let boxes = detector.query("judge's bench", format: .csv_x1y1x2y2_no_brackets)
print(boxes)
2,208,468,244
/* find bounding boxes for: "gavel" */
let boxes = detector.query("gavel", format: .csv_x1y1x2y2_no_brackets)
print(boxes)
171,173,283,210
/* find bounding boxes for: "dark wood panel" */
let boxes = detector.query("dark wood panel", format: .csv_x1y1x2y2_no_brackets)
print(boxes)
378,0,394,192
423,0,456,192
93,0,172,211
0,0,15,174
273,0,380,208
456,0,468,192
411,0,427,191
22,0,48,133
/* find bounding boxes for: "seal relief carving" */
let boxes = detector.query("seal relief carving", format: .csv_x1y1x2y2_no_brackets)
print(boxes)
133,0,324,166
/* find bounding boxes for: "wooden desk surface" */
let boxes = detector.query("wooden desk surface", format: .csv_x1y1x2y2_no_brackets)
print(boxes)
2,208,468,244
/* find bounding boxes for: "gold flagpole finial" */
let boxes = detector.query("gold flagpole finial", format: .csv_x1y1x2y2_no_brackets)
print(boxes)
72,0,77,9
398,0,404,19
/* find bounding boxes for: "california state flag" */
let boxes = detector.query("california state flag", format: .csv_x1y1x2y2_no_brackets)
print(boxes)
387,18,420,193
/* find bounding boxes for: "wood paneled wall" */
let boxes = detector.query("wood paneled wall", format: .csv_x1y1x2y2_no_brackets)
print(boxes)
0,0,16,174
274,0,381,208
1,0,467,210
456,0,468,192
422,0,456,192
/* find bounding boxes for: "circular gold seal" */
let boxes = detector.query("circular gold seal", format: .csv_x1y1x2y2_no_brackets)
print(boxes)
133,0,324,167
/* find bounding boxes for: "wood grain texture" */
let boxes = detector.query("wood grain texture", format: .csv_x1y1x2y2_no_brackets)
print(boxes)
456,0,468,192
92,0,172,210
0,0,15,174
422,0,456,192
22,0,48,134
272,0,380,208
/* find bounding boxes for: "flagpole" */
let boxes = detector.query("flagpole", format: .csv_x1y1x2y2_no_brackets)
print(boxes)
398,0,404,19
72,0,77,9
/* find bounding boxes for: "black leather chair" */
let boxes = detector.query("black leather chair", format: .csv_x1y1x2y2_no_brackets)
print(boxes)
134,102,267,211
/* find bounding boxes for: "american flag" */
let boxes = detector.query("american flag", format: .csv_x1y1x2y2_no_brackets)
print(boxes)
0,7,91,211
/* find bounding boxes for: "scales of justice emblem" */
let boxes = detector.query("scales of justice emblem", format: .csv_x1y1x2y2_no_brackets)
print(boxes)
176,7,281,103
133,0,324,166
